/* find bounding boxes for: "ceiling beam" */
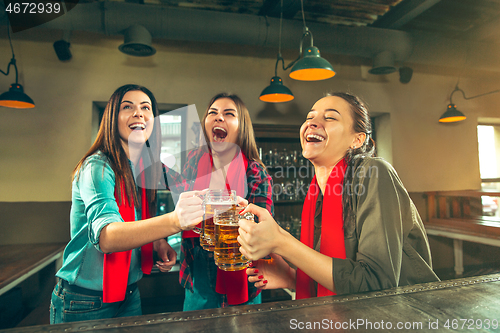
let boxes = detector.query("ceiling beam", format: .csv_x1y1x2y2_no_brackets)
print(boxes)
258,0,302,19
371,0,442,29
2,2,500,74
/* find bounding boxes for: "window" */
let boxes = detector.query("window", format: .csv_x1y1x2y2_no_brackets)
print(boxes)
477,124,500,218
478,125,498,180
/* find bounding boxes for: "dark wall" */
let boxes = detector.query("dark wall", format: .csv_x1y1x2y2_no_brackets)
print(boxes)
0,202,71,245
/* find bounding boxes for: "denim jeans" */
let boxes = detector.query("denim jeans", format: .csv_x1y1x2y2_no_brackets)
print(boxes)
183,244,261,311
50,280,142,324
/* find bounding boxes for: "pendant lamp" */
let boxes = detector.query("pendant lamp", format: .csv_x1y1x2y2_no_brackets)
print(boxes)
259,0,294,103
289,29,335,81
258,0,335,102
439,85,500,123
0,82,35,108
119,24,156,57
368,51,397,75
259,76,294,103
0,28,35,109
288,0,335,81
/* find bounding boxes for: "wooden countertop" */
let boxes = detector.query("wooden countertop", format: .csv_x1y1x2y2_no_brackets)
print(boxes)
5,273,500,332
0,243,66,296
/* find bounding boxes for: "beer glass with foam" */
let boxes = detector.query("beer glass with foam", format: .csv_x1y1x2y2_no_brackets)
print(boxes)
214,209,252,271
200,189,237,251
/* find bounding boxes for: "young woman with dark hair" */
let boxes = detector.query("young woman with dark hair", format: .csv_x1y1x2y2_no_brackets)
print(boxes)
50,84,204,323
176,93,274,310
238,92,439,298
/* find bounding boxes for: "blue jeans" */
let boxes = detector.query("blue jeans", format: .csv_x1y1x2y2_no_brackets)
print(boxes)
50,280,142,324
183,244,261,311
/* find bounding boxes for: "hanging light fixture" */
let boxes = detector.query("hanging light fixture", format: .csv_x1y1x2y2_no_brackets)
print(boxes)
368,51,397,75
119,24,156,57
259,0,336,102
0,27,35,109
259,0,294,103
289,28,335,81
439,85,500,123
259,76,294,102
288,0,335,81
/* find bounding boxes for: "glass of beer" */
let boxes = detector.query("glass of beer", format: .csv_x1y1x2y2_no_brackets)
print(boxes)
191,193,206,235
214,209,251,271
200,189,237,251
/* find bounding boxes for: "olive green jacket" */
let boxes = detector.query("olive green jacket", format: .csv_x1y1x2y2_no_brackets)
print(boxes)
329,157,439,295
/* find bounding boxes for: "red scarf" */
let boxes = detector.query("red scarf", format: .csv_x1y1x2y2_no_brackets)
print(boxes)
103,160,153,303
296,158,347,299
184,149,251,305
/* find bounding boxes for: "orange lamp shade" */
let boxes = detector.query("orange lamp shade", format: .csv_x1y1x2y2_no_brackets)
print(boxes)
289,47,335,81
0,83,35,109
439,104,466,123
259,76,294,103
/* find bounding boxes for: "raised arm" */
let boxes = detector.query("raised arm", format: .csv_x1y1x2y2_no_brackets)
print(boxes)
79,156,204,254
99,191,204,253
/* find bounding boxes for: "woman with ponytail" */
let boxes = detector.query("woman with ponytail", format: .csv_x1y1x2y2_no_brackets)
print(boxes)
238,92,439,298
50,85,204,323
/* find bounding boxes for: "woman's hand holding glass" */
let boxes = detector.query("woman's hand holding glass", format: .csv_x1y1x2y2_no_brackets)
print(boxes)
237,203,285,261
236,196,248,207
174,190,206,231
191,191,248,235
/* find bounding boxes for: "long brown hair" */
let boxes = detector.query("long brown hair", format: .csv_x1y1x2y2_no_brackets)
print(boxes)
73,84,162,214
201,93,264,167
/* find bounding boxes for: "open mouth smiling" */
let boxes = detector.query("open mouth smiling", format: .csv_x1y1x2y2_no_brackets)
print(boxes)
129,123,146,131
305,133,325,143
212,126,228,142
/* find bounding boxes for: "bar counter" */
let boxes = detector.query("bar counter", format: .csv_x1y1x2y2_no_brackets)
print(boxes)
4,273,500,333
0,243,66,296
